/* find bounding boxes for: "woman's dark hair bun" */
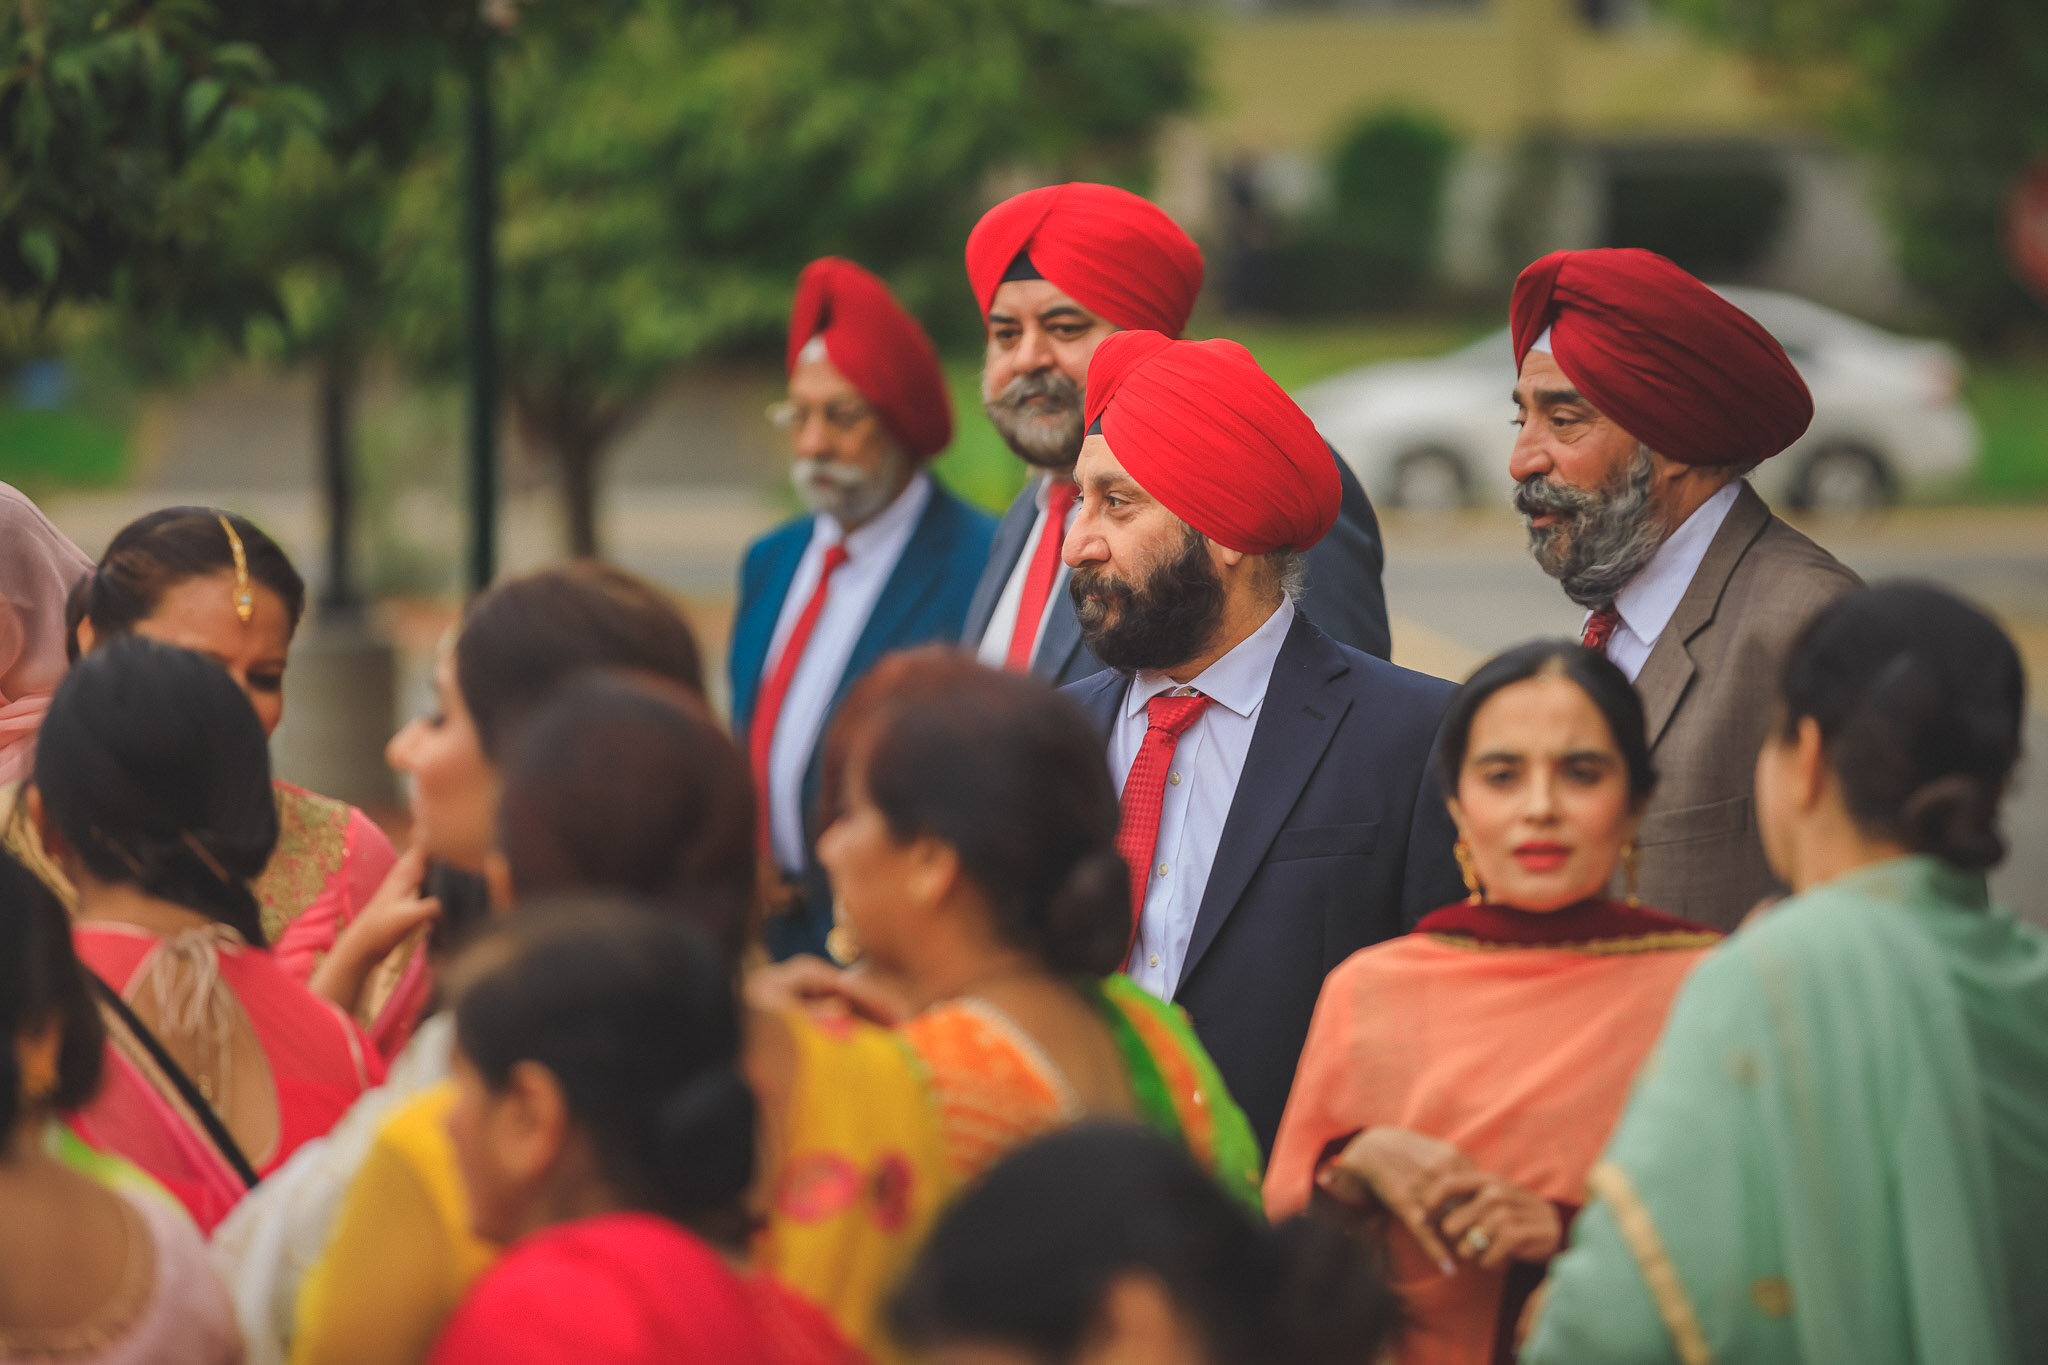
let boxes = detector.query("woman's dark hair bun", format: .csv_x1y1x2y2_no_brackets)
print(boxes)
1899,775,2004,872
1041,848,1132,978
655,1065,757,1213
1259,1211,1404,1365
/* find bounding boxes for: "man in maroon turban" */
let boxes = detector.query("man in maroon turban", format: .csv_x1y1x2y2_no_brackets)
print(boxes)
1507,247,1859,929
1058,330,1463,1149
958,182,1391,686
731,257,995,959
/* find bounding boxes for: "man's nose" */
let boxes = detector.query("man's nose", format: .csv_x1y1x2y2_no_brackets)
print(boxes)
1012,325,1057,375
792,413,835,460
1062,511,1108,568
1508,422,1551,484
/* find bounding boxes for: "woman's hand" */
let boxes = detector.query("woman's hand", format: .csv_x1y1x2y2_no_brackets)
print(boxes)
745,955,911,1027
1317,1127,1477,1273
1425,1167,1564,1271
308,843,441,1015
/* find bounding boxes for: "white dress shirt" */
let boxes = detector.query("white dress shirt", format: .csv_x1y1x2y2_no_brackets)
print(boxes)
1590,480,1741,681
975,475,1080,667
1109,597,1295,999
761,471,932,873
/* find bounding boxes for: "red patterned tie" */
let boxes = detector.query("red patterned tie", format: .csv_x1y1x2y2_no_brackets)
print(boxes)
1004,479,1080,672
1581,603,1622,653
749,543,851,853
1115,691,1214,954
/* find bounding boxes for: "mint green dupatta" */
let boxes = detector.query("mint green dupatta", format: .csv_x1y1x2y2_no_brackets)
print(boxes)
1526,857,2048,1365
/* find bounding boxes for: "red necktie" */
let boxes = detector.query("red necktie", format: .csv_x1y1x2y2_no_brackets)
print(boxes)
1582,603,1622,652
750,543,851,852
1114,691,1213,955
1004,479,1080,672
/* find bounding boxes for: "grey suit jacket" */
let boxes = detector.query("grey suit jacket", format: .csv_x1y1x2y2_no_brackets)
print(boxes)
1631,482,1861,930
962,448,1392,685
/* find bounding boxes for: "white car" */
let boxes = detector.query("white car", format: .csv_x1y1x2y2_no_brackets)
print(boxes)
1297,287,1978,512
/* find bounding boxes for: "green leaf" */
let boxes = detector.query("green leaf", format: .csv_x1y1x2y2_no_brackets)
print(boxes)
20,227,60,283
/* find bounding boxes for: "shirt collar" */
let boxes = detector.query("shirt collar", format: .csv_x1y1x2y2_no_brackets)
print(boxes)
811,470,932,555
1123,597,1295,722
1612,480,1741,645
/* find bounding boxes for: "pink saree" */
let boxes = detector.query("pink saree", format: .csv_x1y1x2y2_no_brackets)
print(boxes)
71,922,385,1232
1264,899,1719,1365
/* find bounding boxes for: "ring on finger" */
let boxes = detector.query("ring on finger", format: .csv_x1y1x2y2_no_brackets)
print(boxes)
1460,1227,1491,1256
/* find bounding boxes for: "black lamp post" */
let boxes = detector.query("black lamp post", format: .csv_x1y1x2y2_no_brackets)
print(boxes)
462,28,500,595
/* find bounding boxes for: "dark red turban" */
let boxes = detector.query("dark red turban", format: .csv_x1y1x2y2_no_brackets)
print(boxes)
1510,248,1813,467
788,257,952,460
1084,331,1338,555
965,184,1204,337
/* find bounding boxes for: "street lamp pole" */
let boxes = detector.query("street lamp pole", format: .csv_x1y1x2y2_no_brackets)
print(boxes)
462,30,499,595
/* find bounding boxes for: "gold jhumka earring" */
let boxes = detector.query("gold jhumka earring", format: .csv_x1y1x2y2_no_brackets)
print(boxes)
1453,840,1484,905
218,513,254,624
825,900,862,966
1622,841,1642,906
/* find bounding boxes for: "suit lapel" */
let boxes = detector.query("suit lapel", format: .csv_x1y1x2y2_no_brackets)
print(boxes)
962,480,1040,645
832,488,959,718
1635,482,1772,748
1177,616,1352,992
728,524,813,733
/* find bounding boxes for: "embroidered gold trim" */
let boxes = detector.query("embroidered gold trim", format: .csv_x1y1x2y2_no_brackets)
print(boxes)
1589,1160,1713,1365
1429,930,1723,956
218,513,254,623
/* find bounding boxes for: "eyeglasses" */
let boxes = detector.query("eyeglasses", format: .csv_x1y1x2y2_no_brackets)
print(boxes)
768,399,875,434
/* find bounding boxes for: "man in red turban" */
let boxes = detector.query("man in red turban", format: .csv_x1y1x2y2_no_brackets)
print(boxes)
1507,247,1858,929
958,183,1390,686
1058,330,1464,1148
731,257,995,960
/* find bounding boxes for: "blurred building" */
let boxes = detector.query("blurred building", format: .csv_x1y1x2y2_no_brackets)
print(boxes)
1155,0,1909,319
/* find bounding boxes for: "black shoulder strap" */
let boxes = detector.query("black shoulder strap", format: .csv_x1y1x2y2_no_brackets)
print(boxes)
85,970,261,1190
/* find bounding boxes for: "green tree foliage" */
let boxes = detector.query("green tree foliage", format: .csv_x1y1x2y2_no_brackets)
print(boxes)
1664,0,2048,339
386,0,1199,555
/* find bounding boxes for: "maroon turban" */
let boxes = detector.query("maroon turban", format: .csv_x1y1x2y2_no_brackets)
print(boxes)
1084,331,1338,555
965,184,1204,337
1510,248,1813,467
788,257,952,460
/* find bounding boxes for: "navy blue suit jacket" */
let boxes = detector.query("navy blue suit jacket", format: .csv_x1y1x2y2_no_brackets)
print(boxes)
731,481,996,959
1065,613,1464,1150
965,446,1392,685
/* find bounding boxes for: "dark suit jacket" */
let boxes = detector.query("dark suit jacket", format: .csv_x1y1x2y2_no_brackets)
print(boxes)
730,480,996,959
966,447,1392,685
1066,613,1464,1150
1630,482,1860,930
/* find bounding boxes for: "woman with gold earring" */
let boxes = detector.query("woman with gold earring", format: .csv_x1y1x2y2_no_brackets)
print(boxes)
1264,641,1721,1365
0,848,242,1363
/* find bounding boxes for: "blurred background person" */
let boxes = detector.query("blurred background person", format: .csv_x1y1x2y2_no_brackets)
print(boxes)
1063,330,1462,1150
0,483,90,793
813,649,1262,1197
1526,583,2048,1364
890,1123,1399,1365
1509,250,1860,930
731,258,994,962
1,507,421,1054
427,905,864,1365
961,181,1392,680
0,850,242,1365
1264,640,1720,1365
293,672,948,1365
30,638,381,1231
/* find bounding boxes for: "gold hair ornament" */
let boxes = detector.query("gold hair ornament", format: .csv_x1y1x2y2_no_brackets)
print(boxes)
218,514,254,624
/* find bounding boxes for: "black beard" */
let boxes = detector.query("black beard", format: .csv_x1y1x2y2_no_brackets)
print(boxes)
1069,527,1225,674
982,369,1084,469
1514,447,1667,608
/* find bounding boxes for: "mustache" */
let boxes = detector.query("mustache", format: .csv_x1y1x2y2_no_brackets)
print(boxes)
984,369,1081,416
1514,473,1603,522
792,458,872,492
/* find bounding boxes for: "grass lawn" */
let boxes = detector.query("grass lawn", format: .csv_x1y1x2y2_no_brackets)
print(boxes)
1962,360,2048,502
930,314,1486,516
0,402,130,493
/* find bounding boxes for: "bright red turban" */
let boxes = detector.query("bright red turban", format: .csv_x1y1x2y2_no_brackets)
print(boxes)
965,184,1204,337
1510,248,1812,467
1084,331,1339,555
788,257,952,460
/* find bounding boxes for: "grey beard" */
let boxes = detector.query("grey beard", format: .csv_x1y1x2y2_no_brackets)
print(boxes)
981,369,1084,469
792,453,905,528
1516,445,1668,608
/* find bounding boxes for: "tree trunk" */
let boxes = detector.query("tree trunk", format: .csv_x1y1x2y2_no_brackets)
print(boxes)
560,429,602,559
316,349,361,619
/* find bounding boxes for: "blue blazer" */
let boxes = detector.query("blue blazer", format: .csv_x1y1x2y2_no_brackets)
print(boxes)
964,444,1393,685
1065,612,1464,1151
731,480,996,959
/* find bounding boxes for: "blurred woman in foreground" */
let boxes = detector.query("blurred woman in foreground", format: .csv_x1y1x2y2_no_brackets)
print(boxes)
1525,584,2048,1364
0,483,91,790
1265,641,1720,1364
891,1124,1397,1365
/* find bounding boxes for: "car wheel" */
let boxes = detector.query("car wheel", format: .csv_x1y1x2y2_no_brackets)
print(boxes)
1388,446,1470,511
1791,444,1894,514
